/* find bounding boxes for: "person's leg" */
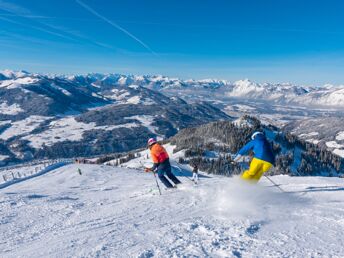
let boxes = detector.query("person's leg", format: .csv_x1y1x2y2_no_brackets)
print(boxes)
253,161,273,181
194,173,198,184
157,169,174,188
165,164,182,184
241,158,263,182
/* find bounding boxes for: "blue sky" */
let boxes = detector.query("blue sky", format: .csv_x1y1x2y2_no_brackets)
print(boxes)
0,0,344,85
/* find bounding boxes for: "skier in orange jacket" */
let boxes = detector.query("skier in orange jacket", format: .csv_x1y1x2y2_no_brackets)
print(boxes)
145,138,181,188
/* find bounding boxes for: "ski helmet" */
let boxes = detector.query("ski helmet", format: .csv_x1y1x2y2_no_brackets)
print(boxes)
251,131,263,140
147,138,157,146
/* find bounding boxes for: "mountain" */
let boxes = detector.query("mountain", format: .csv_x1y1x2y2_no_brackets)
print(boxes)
168,117,343,176
227,79,311,99
101,116,343,176
283,117,344,158
0,70,108,121
1,69,344,166
228,79,344,107
2,70,344,109
0,70,230,166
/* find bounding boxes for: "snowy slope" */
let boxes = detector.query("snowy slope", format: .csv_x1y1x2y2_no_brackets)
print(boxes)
1,163,344,257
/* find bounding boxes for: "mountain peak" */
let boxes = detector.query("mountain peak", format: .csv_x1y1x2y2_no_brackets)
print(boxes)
0,69,30,79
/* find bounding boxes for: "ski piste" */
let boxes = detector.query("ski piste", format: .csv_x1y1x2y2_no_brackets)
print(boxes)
2,163,344,257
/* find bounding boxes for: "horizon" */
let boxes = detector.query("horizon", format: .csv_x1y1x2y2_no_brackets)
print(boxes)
2,68,342,88
1,0,344,86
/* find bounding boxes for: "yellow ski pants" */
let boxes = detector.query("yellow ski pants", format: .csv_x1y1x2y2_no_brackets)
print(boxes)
241,157,272,182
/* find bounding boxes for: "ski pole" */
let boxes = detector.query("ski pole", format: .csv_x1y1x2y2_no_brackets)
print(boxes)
140,161,162,195
152,171,162,195
264,175,285,193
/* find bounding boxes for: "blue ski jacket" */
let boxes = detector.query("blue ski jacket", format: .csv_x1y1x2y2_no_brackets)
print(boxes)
237,134,275,165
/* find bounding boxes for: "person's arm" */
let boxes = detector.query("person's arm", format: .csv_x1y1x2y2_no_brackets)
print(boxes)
233,154,242,163
145,151,159,172
233,140,254,163
238,140,254,156
151,162,159,171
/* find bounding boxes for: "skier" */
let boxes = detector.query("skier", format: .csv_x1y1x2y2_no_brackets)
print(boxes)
144,138,182,188
233,131,275,182
192,164,199,184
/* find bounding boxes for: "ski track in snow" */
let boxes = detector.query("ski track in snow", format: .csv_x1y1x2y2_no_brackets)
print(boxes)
1,164,344,257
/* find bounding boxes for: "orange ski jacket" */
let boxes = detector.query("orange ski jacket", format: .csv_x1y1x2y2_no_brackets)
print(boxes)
150,143,169,164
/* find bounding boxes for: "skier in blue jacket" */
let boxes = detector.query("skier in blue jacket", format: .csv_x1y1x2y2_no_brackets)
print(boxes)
233,131,275,181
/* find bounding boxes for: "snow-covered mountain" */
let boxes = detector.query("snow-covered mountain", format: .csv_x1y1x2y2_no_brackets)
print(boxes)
1,69,344,166
283,117,344,158
230,79,344,107
0,70,230,166
71,73,344,107
2,70,344,108
228,79,312,100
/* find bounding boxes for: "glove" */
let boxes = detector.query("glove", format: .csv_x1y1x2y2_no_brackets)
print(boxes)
144,167,152,172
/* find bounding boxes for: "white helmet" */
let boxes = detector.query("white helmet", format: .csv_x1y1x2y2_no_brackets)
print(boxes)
251,131,263,140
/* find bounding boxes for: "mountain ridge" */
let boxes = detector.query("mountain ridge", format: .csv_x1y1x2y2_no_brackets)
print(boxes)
2,69,343,107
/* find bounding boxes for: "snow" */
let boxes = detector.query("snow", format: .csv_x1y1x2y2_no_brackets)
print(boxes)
0,154,9,161
104,89,130,101
125,115,160,135
298,132,321,145
336,131,344,141
325,141,344,149
333,149,344,158
308,88,344,106
299,132,319,138
0,102,24,115
1,70,344,109
0,114,161,150
128,84,139,90
116,95,155,106
233,104,256,111
118,76,129,85
0,116,50,140
0,77,38,89
311,139,320,145
233,117,254,128
0,120,11,126
1,163,344,257
51,84,72,96
22,117,139,149
0,69,29,79
126,96,141,104
231,79,262,96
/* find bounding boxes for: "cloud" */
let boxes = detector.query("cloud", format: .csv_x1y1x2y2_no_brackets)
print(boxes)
75,0,156,55
0,16,78,42
0,2,116,51
0,13,52,19
0,1,80,42
0,0,31,15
